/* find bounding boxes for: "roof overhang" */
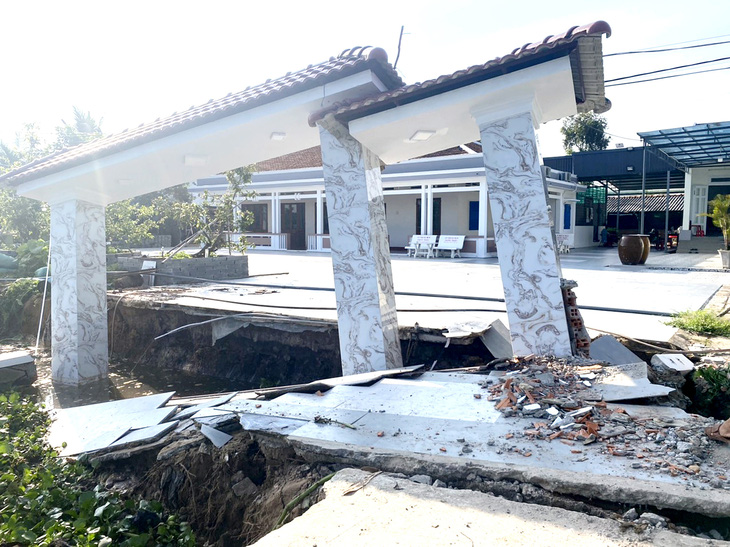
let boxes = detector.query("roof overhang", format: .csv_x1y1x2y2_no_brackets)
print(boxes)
12,71,387,206
345,57,578,164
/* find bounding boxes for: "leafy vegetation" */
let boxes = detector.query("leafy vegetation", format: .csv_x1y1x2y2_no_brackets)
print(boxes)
0,278,39,337
692,365,730,420
666,309,730,337
702,194,730,250
170,166,256,257
15,239,49,277
0,391,196,545
561,112,610,154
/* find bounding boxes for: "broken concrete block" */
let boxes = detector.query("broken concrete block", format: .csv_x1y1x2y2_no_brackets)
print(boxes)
232,477,258,499
651,354,694,376
479,319,513,359
585,362,675,402
590,335,644,366
0,350,36,387
410,474,433,486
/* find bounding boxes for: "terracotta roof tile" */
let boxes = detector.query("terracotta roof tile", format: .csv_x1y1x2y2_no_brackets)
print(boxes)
309,20,611,126
256,146,323,171
606,193,684,213
1,47,402,186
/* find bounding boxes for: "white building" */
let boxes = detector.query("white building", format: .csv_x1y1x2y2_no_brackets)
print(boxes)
190,145,585,257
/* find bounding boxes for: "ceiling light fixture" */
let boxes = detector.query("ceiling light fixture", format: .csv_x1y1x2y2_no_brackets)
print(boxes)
408,130,436,142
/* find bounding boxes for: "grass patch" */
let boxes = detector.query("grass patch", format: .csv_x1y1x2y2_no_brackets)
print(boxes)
0,391,195,546
666,309,730,337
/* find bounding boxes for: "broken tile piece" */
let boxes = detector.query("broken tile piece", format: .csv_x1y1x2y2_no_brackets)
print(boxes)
590,335,644,366
109,421,178,449
176,392,237,420
200,424,232,448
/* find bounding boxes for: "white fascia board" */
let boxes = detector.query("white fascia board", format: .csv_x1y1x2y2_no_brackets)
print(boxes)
16,71,383,206
349,57,575,164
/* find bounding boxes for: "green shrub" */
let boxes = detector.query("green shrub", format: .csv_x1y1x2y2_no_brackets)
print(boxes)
666,309,730,337
169,251,193,260
0,391,196,546
692,365,730,420
0,278,39,337
15,239,48,277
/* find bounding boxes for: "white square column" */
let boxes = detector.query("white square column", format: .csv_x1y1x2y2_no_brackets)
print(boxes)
50,199,109,385
318,119,403,375
475,109,572,357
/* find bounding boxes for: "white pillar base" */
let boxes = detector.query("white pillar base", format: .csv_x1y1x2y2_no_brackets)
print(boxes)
319,119,403,375
50,199,109,385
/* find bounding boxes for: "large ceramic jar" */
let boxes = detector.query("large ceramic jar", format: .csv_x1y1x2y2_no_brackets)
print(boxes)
638,235,651,264
618,234,645,265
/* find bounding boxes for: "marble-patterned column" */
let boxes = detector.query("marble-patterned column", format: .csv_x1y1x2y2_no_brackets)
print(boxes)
318,119,403,375
50,199,109,385
477,111,572,357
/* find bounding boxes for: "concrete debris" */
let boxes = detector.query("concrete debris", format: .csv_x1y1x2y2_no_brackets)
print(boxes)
486,355,726,489
590,335,644,366
638,512,668,527
0,350,36,388
410,474,433,486
478,319,513,359
232,476,258,499
587,363,676,402
651,354,695,376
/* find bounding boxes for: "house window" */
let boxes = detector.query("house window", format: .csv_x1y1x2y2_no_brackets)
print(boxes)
239,203,268,232
563,204,572,230
469,201,479,231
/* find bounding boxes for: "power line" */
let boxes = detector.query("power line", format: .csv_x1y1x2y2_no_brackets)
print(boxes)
624,33,730,51
605,39,730,57
605,65,730,88
605,55,730,83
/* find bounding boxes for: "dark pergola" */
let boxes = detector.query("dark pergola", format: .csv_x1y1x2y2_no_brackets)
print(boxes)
639,121,730,168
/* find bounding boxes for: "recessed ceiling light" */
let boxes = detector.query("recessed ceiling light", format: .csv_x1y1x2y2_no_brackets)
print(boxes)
408,130,436,142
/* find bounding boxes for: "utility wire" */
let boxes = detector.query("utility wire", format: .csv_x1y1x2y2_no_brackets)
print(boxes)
605,55,730,83
605,39,730,57
619,33,730,52
606,65,730,88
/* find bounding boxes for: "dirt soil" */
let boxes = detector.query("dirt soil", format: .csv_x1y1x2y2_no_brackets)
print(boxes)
98,431,335,546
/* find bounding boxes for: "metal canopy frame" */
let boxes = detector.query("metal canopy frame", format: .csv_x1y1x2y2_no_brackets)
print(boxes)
638,121,730,168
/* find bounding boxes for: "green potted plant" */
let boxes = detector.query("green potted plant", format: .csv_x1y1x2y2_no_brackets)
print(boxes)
703,194,730,268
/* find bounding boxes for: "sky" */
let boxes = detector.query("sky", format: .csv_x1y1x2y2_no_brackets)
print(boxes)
1,0,729,159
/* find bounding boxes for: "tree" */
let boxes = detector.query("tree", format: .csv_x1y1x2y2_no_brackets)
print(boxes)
0,124,51,246
105,200,161,250
561,112,609,154
54,107,103,150
169,167,256,257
